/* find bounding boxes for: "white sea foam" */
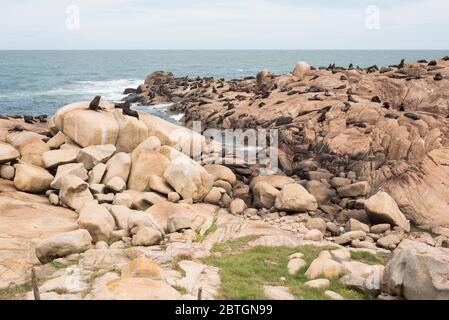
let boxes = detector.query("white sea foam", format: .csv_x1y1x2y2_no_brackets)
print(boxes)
43,79,143,101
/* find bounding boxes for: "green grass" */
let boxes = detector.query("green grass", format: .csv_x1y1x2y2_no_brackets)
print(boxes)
350,251,385,265
203,240,374,300
50,260,75,270
196,218,218,242
0,283,32,300
210,235,261,253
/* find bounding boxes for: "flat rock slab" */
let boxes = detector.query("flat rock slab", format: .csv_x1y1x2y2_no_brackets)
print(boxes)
0,179,78,288
264,286,295,300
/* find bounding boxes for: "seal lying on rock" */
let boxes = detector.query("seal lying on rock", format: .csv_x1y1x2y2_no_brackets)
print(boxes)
8,124,25,132
115,101,139,119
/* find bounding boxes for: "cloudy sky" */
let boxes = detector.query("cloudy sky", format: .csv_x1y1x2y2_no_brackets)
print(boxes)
0,0,447,49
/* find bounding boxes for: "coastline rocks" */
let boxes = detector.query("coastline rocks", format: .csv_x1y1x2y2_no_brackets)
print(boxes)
253,182,280,209
249,175,295,190
42,149,78,169
275,183,318,212
132,227,162,246
78,202,116,242
0,164,15,180
305,251,344,279
77,144,116,170
46,131,69,149
382,240,449,300
59,175,94,211
230,199,247,215
51,163,88,189
0,142,20,163
292,61,310,79
127,137,169,191
337,182,370,198
204,164,236,185
164,155,214,202
55,103,120,148
85,277,180,300
102,152,131,185
14,163,53,193
382,148,449,227
113,109,148,153
148,175,174,195
35,229,92,264
364,192,410,232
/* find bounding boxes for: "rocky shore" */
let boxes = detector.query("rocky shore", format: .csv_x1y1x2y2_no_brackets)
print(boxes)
1,57,449,300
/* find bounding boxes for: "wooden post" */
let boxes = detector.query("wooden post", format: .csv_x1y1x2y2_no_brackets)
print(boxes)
31,267,40,300
197,287,203,300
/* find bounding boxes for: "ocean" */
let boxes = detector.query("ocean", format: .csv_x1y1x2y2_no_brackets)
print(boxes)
0,50,448,116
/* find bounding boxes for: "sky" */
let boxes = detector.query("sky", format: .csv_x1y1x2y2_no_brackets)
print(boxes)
0,0,448,50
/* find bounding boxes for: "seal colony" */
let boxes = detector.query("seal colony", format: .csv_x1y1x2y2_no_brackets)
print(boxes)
1,57,449,300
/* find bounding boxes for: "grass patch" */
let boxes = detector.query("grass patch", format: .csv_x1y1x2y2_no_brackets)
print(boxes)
350,251,385,265
50,260,75,270
203,242,373,300
210,235,260,254
196,218,218,242
0,283,32,300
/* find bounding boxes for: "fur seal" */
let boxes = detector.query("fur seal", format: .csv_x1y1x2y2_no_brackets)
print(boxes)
340,75,348,81
371,96,381,103
417,59,428,63
384,113,399,119
434,73,443,81
89,96,103,111
122,103,139,119
404,113,420,121
348,94,358,103
23,115,34,124
428,60,437,66
382,102,391,109
443,56,449,61
398,59,405,69
348,63,354,70
8,124,25,133
341,102,351,112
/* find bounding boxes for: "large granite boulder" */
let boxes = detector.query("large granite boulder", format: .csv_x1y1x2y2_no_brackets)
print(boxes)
113,109,148,153
382,148,449,227
164,155,214,202
0,142,20,164
53,101,119,148
275,183,318,212
127,137,170,191
364,192,411,232
35,229,92,264
14,163,54,193
59,175,94,211
382,240,449,300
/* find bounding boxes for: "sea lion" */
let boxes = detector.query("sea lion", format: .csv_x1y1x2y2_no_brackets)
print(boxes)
348,63,354,70
428,60,437,66
404,113,420,121
443,56,449,61
122,104,139,120
341,102,351,112
308,95,322,101
398,59,405,69
348,94,358,103
417,59,428,63
23,115,34,124
8,124,25,133
385,113,399,119
434,73,443,81
371,96,381,103
89,96,103,111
